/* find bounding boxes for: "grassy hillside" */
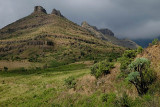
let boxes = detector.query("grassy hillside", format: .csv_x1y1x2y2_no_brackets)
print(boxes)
0,63,90,106
0,7,125,70
137,41,160,73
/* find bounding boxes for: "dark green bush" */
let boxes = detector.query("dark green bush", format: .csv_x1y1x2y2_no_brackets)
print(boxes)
119,57,132,72
91,60,114,79
118,50,137,77
4,67,8,71
122,50,137,59
28,56,37,62
64,76,76,89
115,93,133,107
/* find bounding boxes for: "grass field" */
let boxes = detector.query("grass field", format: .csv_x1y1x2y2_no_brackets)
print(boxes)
0,62,160,107
0,63,92,106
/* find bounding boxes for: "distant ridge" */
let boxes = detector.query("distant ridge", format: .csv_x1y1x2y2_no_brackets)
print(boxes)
81,21,139,49
133,37,160,48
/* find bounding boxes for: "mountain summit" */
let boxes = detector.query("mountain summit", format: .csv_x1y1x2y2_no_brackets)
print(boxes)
51,9,64,17
33,6,47,14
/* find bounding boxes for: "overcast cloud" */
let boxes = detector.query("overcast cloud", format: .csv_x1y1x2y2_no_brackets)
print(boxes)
0,0,160,39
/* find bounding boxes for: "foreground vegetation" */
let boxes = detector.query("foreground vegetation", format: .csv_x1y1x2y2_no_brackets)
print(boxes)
0,40,160,107
1,62,160,107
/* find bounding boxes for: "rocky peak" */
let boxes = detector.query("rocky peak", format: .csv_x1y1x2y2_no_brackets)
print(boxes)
98,29,114,36
33,6,47,14
81,21,92,28
81,21,89,27
51,9,64,17
81,21,98,30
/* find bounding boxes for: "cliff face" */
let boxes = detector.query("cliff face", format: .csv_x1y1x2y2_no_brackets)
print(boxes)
81,21,139,49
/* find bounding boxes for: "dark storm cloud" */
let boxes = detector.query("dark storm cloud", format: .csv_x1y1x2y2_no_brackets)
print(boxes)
0,0,160,39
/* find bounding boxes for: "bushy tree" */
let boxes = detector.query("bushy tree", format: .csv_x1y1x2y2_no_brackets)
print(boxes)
91,60,114,79
126,58,156,95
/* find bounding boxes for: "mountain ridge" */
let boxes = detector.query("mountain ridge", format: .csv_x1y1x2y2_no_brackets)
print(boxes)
81,21,139,49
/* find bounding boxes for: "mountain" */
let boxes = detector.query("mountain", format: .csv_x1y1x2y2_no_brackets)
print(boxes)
133,37,160,48
0,6,125,69
81,21,139,49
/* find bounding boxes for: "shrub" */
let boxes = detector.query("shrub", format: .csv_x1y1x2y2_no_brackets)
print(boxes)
28,56,37,62
115,93,133,107
126,58,156,95
64,76,76,89
91,60,114,79
105,93,117,106
4,67,8,71
137,46,143,54
118,50,137,77
101,93,108,102
152,38,159,45
122,50,137,59
119,57,132,72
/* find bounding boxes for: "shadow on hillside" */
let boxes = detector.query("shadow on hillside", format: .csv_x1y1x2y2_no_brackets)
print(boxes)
0,64,87,77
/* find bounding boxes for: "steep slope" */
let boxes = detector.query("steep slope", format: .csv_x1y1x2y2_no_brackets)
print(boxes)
137,42,160,72
81,21,139,49
0,6,125,69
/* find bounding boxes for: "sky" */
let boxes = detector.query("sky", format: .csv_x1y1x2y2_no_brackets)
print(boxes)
0,0,160,39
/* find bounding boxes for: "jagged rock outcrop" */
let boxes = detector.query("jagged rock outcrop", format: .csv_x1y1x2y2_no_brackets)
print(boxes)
51,9,64,17
81,21,107,40
99,29,114,36
33,6,47,14
81,21,139,49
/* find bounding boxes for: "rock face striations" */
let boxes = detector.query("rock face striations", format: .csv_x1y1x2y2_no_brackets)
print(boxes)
81,21,139,49
33,6,47,14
